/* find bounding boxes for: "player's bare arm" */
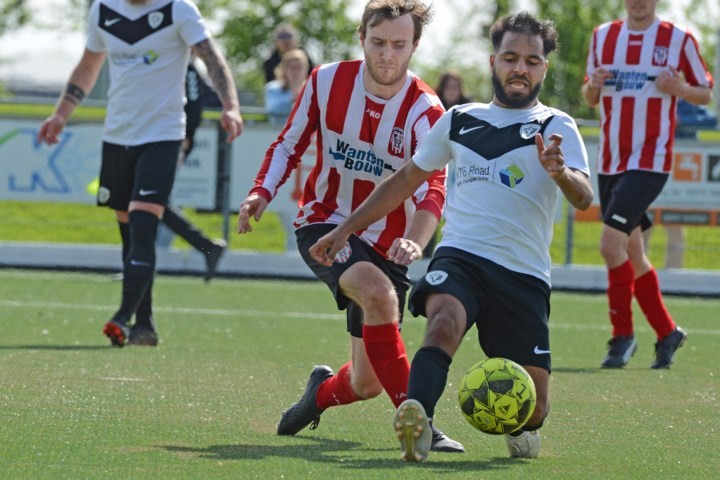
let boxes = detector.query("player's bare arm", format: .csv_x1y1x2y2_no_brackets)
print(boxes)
38,49,106,145
581,67,613,107
309,161,432,266
535,133,593,210
191,38,244,142
656,67,713,106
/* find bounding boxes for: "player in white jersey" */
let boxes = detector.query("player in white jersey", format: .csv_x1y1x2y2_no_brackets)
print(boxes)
38,0,243,347
237,0,462,454
582,0,713,369
310,12,594,462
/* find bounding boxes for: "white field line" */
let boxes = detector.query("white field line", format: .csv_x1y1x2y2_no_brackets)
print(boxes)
2,299,720,335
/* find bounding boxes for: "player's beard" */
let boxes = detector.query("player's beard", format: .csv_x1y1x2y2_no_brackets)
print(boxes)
364,55,410,88
491,69,542,109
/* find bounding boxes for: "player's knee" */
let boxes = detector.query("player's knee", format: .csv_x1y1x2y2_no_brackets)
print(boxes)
358,283,399,320
423,310,464,349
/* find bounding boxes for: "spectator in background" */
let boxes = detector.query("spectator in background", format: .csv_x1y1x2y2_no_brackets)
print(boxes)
582,0,713,369
265,48,310,125
435,71,471,110
263,23,314,83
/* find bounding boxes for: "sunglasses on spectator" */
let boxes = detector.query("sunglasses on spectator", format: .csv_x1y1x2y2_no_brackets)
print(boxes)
276,32,294,40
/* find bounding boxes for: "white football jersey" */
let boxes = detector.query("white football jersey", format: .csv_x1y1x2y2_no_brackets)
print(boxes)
86,0,210,145
414,102,590,285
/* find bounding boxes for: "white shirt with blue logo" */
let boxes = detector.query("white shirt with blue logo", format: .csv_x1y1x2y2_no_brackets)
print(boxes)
413,102,590,285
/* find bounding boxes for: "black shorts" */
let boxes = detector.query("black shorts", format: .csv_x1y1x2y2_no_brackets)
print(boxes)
296,223,410,338
598,171,668,234
97,141,182,211
409,247,552,372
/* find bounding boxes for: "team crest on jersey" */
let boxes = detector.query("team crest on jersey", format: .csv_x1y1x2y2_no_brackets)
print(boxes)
334,242,352,264
519,123,541,140
389,127,405,156
425,270,448,286
148,12,164,29
652,47,669,67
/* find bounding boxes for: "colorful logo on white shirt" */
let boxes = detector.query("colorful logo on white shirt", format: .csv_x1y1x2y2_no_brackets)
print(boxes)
499,164,525,189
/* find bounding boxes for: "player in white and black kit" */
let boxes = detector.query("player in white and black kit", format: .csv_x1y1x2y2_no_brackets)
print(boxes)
310,12,594,462
38,0,243,347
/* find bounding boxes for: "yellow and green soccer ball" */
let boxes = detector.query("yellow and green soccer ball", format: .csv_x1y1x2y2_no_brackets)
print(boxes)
458,357,536,435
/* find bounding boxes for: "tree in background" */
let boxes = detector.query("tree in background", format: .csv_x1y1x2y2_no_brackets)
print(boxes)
0,0,29,36
197,0,356,104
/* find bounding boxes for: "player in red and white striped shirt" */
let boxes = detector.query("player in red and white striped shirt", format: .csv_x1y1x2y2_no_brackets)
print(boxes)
237,0,462,453
582,0,714,369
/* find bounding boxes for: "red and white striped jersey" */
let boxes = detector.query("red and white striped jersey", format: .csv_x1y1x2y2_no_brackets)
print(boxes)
585,18,714,174
249,60,446,258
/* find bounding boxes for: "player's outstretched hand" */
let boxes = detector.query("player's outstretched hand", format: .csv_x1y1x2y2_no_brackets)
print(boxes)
536,133,566,180
237,194,267,234
309,228,351,267
37,115,66,145
387,237,422,266
221,108,244,143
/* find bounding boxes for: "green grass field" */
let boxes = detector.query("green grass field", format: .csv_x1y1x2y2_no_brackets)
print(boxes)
1,269,718,479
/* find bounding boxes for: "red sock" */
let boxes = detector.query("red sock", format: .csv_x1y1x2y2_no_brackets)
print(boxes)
363,323,410,408
634,268,676,339
315,362,361,410
607,260,635,337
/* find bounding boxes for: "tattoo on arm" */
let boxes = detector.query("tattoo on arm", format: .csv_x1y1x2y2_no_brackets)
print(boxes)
192,39,238,108
64,83,86,105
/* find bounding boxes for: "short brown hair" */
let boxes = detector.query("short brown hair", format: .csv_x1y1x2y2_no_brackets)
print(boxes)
357,0,433,43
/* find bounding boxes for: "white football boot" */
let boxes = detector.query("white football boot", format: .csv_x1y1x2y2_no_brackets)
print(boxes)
505,430,541,458
394,399,432,462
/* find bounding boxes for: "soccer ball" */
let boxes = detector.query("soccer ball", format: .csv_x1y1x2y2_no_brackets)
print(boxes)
458,357,536,435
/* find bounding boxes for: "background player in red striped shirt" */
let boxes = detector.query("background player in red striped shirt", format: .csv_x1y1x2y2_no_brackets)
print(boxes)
237,0,462,453
582,0,714,369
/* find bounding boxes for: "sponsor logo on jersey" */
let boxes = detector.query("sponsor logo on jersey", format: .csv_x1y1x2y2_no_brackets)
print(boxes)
334,243,352,264
148,12,164,29
652,47,669,67
143,50,158,65
109,50,159,66
329,139,390,177
519,123,541,140
389,127,405,156
455,164,492,187
603,69,651,92
425,270,448,286
499,164,525,189
104,18,122,27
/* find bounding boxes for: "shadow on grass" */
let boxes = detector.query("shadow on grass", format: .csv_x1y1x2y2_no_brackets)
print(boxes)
0,344,109,350
161,437,517,473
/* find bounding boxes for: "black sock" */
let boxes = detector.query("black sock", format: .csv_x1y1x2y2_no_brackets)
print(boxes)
162,205,214,253
408,346,453,419
118,221,130,263
113,210,159,323
135,278,153,327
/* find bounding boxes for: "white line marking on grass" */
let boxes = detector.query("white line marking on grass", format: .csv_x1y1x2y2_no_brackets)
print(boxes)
2,300,719,335
100,377,145,382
